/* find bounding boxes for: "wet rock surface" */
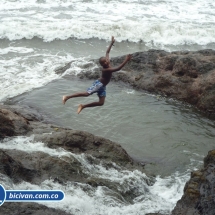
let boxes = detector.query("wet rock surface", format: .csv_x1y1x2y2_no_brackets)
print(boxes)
0,104,146,214
172,150,215,215
0,149,38,184
76,49,215,118
0,106,30,138
1,202,73,215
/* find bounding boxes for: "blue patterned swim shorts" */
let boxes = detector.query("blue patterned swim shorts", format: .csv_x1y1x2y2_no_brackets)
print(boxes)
87,80,106,97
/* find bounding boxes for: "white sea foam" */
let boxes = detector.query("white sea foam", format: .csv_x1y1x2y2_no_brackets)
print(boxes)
1,171,189,215
0,46,94,102
0,0,214,45
124,90,135,94
0,55,59,101
0,47,34,55
0,136,71,157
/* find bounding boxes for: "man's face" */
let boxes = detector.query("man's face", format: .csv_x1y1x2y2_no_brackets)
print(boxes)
101,58,109,68
104,58,110,67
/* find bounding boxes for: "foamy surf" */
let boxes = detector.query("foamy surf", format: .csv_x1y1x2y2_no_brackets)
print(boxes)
14,175,188,215
0,0,214,46
1,0,215,102
0,136,190,215
0,45,94,102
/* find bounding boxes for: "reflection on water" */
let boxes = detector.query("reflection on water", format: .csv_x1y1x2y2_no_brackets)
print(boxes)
11,77,215,176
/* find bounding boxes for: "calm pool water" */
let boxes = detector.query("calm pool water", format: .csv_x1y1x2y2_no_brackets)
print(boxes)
11,76,215,176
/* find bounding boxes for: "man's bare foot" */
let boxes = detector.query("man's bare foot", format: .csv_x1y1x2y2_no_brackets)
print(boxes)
62,96,67,104
77,104,83,114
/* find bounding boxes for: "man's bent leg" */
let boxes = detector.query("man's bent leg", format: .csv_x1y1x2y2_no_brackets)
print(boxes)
77,96,105,114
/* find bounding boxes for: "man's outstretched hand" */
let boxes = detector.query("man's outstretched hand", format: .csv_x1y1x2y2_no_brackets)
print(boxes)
111,36,115,45
126,54,132,61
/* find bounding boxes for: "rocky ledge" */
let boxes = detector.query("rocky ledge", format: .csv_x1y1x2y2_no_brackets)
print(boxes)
66,49,215,118
172,150,215,215
0,104,146,214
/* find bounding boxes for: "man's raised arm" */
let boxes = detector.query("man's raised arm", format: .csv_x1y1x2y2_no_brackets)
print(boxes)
106,36,115,60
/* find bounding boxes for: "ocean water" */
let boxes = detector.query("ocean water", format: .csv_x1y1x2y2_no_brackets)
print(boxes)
1,0,215,214
1,0,215,102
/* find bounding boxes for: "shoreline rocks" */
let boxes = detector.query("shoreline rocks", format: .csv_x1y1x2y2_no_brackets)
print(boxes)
1,202,73,215
76,49,215,118
0,104,146,214
172,150,215,215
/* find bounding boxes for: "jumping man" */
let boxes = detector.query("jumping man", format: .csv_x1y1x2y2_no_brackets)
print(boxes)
62,36,132,114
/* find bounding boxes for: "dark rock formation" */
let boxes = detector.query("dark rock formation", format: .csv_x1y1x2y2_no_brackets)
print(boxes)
1,202,73,215
76,49,215,118
0,107,30,138
34,129,133,166
0,150,38,183
0,104,146,213
0,104,136,167
172,150,215,215
0,104,45,139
